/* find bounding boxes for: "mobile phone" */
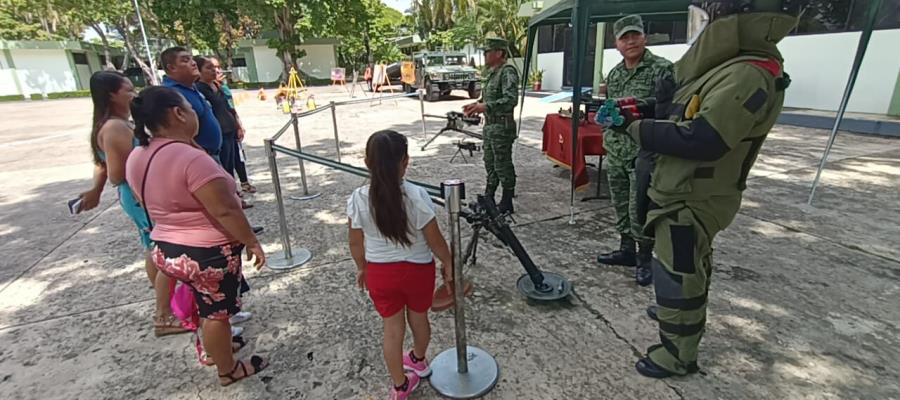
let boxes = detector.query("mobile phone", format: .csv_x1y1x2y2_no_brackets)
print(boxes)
67,197,83,215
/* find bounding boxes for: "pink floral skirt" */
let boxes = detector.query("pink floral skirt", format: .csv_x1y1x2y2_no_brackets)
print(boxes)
152,241,244,320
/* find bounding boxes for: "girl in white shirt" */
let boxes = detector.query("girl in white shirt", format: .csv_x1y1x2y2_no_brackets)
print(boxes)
347,130,451,399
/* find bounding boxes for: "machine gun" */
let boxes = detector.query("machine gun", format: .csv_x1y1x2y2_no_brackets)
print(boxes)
450,140,481,164
459,194,572,301
421,111,484,150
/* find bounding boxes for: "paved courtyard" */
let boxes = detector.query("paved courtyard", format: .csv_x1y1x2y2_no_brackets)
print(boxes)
0,86,898,400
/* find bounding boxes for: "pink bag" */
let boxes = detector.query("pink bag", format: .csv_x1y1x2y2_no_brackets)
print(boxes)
170,282,199,331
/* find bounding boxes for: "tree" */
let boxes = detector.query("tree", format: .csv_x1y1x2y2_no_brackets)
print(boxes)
476,0,528,57
66,0,134,69
410,0,528,56
0,0,84,40
0,8,54,40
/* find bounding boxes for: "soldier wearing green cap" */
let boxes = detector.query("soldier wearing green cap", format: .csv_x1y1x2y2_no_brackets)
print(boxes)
595,14,674,287
463,37,520,214
628,0,798,378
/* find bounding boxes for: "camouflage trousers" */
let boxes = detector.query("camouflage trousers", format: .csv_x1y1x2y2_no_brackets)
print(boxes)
483,124,516,195
646,206,717,375
606,154,653,247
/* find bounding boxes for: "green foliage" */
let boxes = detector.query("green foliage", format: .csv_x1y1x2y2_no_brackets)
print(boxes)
0,94,26,102
21,90,91,100
411,0,528,57
0,0,84,40
0,9,53,40
527,68,543,85
47,90,91,99
475,0,528,57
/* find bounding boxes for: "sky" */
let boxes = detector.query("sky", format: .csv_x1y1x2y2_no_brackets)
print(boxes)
383,0,412,13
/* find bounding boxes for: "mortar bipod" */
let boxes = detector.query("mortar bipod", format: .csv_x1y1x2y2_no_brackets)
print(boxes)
460,194,572,301
421,112,484,151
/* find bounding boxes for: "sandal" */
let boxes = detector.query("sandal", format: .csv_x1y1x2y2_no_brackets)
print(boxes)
154,314,190,337
218,355,269,386
241,182,257,194
199,335,248,366
431,280,475,312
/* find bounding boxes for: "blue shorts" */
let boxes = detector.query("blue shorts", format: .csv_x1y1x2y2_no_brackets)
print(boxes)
118,184,153,250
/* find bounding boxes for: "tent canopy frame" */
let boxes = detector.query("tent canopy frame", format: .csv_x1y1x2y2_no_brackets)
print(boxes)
518,0,882,221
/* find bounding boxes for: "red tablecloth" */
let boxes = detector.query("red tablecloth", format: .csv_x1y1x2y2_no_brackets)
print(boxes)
541,113,605,190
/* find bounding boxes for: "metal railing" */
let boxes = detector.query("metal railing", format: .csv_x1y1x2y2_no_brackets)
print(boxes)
262,91,498,398
262,90,424,269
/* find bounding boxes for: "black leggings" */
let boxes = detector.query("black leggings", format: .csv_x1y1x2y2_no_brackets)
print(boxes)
234,142,249,183
219,134,249,184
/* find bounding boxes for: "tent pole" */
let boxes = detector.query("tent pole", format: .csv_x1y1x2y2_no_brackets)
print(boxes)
517,26,538,139
131,0,158,85
808,0,882,205
567,0,588,224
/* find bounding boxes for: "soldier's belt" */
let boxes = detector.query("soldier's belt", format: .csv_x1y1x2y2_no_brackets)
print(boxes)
485,114,515,125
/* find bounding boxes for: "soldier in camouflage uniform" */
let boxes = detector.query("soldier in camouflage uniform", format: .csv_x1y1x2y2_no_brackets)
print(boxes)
628,0,796,378
464,38,520,214
596,15,674,286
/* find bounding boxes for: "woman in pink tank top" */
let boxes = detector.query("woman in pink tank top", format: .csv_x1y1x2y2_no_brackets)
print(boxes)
125,87,268,386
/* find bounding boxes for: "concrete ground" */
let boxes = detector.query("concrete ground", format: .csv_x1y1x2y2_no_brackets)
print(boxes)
0,86,898,400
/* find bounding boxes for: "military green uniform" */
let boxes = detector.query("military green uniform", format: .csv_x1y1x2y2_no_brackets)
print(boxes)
481,44,520,197
604,16,674,248
627,12,795,374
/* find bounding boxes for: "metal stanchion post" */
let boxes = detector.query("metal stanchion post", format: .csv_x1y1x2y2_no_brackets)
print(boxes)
430,179,499,399
264,138,312,270
290,113,321,201
330,101,342,162
419,90,427,139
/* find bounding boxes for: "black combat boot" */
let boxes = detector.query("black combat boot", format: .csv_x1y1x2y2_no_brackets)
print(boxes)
645,305,658,321
485,187,497,204
596,236,636,266
635,244,653,286
498,189,515,214
635,356,699,378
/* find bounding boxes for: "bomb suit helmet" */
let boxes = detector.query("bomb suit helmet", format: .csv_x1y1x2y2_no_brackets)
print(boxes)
687,0,803,44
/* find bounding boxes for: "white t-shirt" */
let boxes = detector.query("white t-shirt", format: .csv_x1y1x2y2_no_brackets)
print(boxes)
347,180,437,264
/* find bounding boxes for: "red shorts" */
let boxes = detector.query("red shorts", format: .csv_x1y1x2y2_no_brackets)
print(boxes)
366,260,436,318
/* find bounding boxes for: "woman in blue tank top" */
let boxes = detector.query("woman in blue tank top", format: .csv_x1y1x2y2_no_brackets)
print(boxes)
79,71,187,337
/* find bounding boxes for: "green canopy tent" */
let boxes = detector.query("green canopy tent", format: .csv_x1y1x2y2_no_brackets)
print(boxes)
519,0,884,222
521,0,690,223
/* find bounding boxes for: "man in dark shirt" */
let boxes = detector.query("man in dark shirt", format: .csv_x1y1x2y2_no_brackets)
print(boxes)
195,56,238,174
160,47,223,159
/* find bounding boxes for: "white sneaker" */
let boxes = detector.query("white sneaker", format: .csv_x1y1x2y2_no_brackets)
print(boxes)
231,325,244,337
230,311,253,325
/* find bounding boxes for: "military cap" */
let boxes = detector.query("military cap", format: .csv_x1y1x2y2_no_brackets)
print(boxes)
483,37,509,52
613,14,645,39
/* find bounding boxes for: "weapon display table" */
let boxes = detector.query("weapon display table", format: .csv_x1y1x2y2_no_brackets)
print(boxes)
540,113,605,197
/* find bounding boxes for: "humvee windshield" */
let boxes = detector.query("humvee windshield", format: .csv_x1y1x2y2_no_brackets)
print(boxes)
426,55,466,66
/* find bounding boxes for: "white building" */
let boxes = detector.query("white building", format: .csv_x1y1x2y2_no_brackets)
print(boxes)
232,38,340,83
0,40,124,97
525,1,900,116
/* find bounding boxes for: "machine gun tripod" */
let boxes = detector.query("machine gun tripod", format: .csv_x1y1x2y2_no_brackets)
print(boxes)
459,194,572,301
421,111,483,151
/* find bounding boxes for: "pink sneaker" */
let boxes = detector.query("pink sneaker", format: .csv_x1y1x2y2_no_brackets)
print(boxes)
389,372,420,400
403,350,432,377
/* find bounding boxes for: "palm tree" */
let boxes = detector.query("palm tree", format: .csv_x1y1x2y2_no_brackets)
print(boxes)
477,0,527,57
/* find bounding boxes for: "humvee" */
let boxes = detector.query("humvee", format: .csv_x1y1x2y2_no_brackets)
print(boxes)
403,51,481,102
